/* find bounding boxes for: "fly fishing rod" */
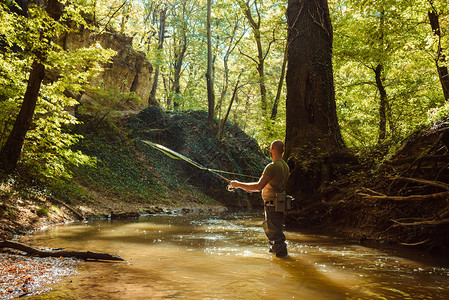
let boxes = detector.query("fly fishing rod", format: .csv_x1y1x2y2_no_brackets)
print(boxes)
142,140,258,193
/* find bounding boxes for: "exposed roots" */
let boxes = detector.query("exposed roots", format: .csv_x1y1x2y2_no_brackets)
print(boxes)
357,126,449,250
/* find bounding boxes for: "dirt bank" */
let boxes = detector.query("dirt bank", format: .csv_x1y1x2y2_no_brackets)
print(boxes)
285,119,449,254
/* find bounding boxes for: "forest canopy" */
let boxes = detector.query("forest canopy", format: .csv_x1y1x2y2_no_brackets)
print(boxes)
0,0,448,179
81,0,448,148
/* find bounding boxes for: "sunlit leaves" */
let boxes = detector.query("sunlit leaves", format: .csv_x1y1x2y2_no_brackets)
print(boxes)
86,0,287,145
0,1,115,179
332,0,446,149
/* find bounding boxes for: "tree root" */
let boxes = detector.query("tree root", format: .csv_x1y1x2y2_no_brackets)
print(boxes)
392,218,449,226
358,191,449,201
0,240,124,261
391,176,449,191
356,187,386,196
399,239,431,246
385,155,449,166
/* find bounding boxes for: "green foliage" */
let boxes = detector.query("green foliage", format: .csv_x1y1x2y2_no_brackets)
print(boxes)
89,0,288,146
49,177,94,204
0,1,115,179
80,86,143,117
331,0,448,150
69,116,170,203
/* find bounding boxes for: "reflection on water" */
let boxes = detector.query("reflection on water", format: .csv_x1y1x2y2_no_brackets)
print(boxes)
23,212,449,299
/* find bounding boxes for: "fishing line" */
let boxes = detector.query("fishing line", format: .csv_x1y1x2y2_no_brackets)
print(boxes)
142,140,258,192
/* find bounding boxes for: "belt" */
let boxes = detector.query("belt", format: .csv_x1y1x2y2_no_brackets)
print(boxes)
264,200,274,206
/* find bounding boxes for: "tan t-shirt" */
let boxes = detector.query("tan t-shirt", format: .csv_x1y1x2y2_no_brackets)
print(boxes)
261,159,290,202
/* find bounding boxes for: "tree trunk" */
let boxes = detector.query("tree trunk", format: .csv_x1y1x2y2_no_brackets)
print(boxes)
271,43,287,120
172,37,187,110
375,64,388,143
437,65,449,101
285,0,344,158
216,18,242,115
428,10,449,101
206,0,215,128
0,0,62,174
241,2,267,116
0,61,45,173
148,7,166,107
218,77,240,140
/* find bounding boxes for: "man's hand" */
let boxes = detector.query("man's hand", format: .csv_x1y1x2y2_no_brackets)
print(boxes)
227,180,252,193
228,175,271,192
229,180,239,188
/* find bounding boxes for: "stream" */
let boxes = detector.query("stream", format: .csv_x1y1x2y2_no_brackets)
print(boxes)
21,211,449,299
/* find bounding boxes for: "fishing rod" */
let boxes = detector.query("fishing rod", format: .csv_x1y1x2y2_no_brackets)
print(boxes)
142,140,258,193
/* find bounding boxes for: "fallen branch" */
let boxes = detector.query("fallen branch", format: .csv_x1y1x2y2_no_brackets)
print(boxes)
49,197,85,221
391,176,449,191
0,240,124,261
358,191,449,201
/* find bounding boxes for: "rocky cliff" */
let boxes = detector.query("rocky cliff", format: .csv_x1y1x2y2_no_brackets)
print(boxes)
60,27,153,107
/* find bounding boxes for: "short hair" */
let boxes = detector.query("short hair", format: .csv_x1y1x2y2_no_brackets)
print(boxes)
271,140,284,153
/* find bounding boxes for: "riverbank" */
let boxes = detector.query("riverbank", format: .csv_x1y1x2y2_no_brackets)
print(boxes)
0,180,227,240
0,191,227,299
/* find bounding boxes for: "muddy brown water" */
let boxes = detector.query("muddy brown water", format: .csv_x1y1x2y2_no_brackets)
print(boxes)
22,212,449,299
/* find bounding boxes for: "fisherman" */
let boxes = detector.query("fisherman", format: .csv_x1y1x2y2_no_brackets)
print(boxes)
229,140,290,257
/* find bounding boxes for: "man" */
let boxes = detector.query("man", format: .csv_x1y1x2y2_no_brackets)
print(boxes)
230,140,290,257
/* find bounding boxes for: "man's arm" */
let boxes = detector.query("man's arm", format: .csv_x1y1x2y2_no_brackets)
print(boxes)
229,175,271,192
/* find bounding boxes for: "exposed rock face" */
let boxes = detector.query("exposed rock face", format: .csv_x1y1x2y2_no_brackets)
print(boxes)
60,27,153,105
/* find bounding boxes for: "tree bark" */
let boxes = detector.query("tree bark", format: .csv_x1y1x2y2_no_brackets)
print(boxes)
285,0,344,158
374,64,387,143
0,61,45,173
0,0,63,174
428,10,449,101
437,65,449,101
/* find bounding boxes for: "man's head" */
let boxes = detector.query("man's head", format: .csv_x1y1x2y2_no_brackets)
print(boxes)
270,140,284,158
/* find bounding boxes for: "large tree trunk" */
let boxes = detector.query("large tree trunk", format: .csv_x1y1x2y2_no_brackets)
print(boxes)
0,61,45,173
285,0,344,158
